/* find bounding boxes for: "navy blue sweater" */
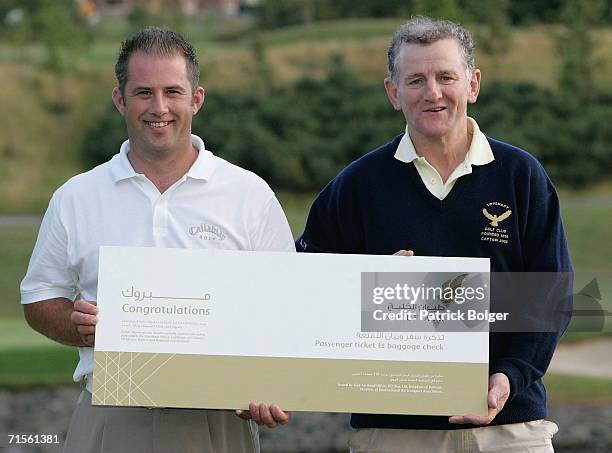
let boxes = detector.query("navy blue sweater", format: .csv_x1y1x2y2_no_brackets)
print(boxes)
296,134,572,430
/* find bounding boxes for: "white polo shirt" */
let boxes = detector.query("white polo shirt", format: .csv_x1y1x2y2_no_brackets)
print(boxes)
394,117,495,200
21,135,295,389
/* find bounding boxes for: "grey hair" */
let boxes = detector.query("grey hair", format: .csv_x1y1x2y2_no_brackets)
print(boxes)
115,27,200,95
387,16,476,84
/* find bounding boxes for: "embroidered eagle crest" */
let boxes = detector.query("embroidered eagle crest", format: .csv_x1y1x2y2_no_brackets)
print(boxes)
482,208,512,226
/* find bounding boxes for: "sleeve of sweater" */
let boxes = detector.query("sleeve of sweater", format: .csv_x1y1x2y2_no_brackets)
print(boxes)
490,158,573,401
296,171,364,254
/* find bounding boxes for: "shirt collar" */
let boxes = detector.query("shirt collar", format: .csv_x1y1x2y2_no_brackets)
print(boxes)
109,134,216,183
394,117,494,167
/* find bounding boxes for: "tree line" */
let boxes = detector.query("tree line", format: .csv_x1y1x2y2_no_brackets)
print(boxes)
83,57,612,191
255,0,612,28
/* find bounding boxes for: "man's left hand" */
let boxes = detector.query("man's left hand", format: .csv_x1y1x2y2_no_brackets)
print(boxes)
448,373,510,426
236,403,290,428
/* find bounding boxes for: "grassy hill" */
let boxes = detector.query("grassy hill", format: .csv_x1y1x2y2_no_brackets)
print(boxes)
1,19,612,213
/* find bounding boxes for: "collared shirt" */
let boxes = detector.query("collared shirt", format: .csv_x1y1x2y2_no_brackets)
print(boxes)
21,135,295,390
394,118,494,200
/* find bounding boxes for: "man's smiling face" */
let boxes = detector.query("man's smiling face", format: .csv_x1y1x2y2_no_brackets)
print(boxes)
112,52,204,157
385,38,480,144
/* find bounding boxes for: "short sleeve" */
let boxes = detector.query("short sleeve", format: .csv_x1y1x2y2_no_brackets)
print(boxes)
20,192,78,304
250,195,296,252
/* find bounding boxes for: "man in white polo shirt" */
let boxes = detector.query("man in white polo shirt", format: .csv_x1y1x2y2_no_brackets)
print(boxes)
21,27,293,453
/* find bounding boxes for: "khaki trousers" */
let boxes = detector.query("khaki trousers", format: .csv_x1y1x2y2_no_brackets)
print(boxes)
349,420,558,453
63,391,259,453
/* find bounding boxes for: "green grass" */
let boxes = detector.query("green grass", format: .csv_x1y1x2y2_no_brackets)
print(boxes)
0,226,40,318
0,345,77,388
259,18,400,47
560,203,612,336
277,191,317,238
0,318,63,349
0,319,77,387
544,373,612,402
561,332,612,344
561,204,612,271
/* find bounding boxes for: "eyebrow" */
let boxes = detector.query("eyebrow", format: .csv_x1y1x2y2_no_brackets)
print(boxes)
404,72,423,80
438,70,459,76
129,85,188,93
164,85,188,92
404,69,460,79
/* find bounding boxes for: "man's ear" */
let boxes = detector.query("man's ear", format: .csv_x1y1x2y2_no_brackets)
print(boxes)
468,69,481,104
384,77,402,111
192,86,205,115
112,87,126,115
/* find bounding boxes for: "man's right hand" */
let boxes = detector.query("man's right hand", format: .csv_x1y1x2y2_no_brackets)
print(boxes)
70,300,98,347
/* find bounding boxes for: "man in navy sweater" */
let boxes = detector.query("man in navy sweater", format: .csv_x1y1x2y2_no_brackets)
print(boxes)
297,17,572,452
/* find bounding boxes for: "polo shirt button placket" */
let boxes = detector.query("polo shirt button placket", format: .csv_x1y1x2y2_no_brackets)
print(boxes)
153,196,169,238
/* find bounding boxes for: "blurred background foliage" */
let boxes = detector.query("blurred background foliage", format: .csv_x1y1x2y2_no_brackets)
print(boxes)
1,0,612,212
254,0,612,28
84,56,612,190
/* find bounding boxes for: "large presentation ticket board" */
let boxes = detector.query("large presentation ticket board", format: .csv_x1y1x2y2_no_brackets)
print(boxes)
93,246,490,416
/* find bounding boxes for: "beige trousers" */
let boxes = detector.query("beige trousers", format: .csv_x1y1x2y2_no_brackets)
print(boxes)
63,391,259,453
349,420,558,453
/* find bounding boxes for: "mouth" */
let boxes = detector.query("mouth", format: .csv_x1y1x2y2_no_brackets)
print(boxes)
144,121,172,129
424,107,446,113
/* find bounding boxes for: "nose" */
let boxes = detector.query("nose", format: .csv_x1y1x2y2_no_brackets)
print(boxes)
423,80,442,101
150,92,169,116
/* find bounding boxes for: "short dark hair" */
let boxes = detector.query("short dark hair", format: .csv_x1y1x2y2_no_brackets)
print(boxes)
115,27,200,95
387,16,476,84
